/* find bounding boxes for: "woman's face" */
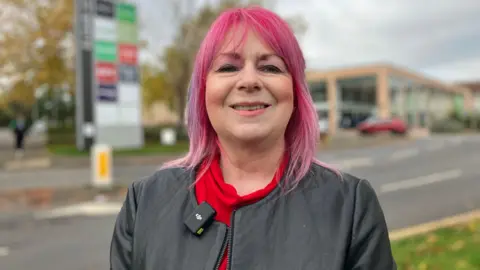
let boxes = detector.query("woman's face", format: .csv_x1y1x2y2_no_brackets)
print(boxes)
205,30,294,145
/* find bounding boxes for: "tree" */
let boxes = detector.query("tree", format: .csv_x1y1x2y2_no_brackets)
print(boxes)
162,0,307,131
0,0,74,108
141,64,175,109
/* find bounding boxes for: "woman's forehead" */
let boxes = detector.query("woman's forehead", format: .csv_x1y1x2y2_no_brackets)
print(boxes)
215,29,275,57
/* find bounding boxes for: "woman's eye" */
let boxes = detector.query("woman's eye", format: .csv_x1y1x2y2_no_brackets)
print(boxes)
260,65,282,73
216,65,238,72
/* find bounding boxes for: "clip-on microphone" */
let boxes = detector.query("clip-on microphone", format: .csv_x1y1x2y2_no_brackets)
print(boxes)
184,202,216,236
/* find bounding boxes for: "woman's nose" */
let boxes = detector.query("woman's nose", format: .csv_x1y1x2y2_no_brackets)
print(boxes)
237,64,261,92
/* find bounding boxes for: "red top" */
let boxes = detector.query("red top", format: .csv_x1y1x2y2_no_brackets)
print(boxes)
195,154,288,270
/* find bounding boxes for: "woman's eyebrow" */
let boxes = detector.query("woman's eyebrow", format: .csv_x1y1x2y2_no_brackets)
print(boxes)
258,53,280,61
217,52,281,61
217,52,242,60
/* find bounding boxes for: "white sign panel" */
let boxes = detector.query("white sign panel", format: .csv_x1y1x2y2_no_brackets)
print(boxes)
95,17,117,42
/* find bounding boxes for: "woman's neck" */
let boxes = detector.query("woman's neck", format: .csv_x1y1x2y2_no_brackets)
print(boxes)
218,137,285,195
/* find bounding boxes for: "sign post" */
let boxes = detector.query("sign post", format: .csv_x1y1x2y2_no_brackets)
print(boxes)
75,0,143,152
91,144,113,188
74,0,95,151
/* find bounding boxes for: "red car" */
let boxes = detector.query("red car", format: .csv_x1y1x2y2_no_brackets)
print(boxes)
357,117,407,135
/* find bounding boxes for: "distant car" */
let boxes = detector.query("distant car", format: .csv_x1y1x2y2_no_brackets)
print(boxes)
357,117,407,135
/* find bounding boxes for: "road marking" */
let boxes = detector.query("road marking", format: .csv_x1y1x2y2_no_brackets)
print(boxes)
389,149,419,161
332,157,373,170
34,201,122,220
3,157,52,171
380,169,463,193
389,209,480,241
0,246,9,256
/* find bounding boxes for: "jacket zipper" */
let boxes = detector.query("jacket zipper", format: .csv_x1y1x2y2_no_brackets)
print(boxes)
213,210,236,270
226,210,236,270
214,228,229,270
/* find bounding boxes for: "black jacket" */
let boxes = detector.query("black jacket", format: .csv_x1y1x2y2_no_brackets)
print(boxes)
110,163,397,269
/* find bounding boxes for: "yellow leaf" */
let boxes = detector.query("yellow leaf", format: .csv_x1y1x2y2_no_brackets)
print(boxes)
418,262,428,270
455,260,469,269
467,221,477,232
426,234,438,243
450,240,465,251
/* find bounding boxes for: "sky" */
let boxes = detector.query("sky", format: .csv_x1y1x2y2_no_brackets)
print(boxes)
134,0,480,83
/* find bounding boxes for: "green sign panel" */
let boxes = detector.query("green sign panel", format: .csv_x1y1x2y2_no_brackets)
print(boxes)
116,3,136,23
117,22,138,44
405,89,415,111
94,41,117,62
454,94,464,114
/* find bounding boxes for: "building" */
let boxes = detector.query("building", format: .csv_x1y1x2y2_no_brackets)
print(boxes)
455,82,480,112
142,101,179,126
306,63,474,135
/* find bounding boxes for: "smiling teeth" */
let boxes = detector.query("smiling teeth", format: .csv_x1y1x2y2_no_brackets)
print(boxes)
232,105,267,111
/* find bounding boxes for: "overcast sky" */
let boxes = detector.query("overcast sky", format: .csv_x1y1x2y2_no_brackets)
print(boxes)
134,0,480,82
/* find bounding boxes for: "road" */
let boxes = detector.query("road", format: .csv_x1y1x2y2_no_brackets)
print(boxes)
1,134,480,269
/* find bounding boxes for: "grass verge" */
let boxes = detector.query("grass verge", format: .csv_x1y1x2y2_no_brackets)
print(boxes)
392,218,480,269
47,142,189,157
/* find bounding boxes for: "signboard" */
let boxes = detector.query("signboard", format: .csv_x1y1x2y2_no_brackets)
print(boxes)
95,62,117,84
97,84,118,102
118,64,138,82
117,22,138,44
96,0,115,18
119,44,138,65
94,41,117,62
94,18,116,42
116,3,137,23
76,0,143,150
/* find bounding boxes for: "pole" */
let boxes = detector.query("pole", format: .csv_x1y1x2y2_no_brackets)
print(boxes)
75,0,96,151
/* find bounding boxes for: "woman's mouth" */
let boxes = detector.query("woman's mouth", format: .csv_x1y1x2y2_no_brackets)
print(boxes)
231,104,270,111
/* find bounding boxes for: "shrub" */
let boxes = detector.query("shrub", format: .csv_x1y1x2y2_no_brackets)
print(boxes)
47,126,76,145
430,119,465,133
144,125,189,144
463,113,480,130
47,125,189,146
0,109,12,127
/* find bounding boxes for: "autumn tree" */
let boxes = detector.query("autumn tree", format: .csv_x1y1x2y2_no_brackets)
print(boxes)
0,0,74,111
141,64,175,109
162,0,307,131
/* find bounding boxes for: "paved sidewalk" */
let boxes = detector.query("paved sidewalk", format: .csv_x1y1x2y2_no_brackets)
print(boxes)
1,133,410,171
319,133,410,151
0,164,159,191
0,134,413,192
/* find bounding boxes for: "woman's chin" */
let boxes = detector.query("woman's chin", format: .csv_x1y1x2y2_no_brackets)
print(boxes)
228,128,272,144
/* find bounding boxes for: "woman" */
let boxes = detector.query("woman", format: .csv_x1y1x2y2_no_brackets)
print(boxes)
110,6,396,270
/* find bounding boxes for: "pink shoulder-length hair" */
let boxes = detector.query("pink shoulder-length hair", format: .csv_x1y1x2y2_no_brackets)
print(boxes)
163,6,335,190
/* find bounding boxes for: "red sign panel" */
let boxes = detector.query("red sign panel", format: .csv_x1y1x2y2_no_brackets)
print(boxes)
95,62,117,84
118,44,138,65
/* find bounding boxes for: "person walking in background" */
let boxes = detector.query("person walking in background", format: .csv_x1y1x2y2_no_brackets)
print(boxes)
8,113,27,158
110,6,396,270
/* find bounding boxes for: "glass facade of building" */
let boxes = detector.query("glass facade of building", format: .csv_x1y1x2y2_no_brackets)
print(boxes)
308,80,329,122
307,66,470,133
308,75,377,129
388,75,456,127
337,75,377,128
309,80,327,103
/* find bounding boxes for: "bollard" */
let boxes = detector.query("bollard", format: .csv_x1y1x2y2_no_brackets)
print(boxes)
160,128,177,145
91,144,113,188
